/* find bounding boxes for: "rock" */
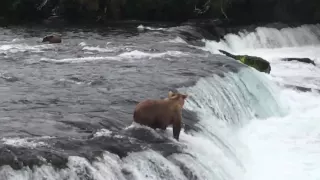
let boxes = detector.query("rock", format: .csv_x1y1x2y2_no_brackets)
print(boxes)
219,49,271,74
42,34,62,44
283,84,320,93
180,18,229,41
281,57,316,66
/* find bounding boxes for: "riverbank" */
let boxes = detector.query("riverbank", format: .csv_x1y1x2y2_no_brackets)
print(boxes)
1,0,320,27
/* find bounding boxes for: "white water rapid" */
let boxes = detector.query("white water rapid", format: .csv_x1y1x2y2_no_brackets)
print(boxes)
201,24,320,180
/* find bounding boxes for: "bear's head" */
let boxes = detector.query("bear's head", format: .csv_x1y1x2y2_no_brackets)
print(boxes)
167,91,188,107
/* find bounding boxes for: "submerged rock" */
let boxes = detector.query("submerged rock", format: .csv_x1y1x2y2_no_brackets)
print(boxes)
219,50,271,74
281,57,316,66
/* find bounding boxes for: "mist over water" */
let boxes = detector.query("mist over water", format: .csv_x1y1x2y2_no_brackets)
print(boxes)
0,23,319,180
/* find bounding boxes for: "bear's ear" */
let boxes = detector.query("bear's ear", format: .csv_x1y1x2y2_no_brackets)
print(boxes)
168,91,179,100
168,91,175,98
181,94,188,99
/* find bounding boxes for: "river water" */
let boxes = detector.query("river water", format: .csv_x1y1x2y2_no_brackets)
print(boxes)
0,23,319,180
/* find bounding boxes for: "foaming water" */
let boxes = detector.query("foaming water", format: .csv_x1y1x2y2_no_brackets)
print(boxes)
118,50,187,59
169,67,289,180
204,24,320,180
204,24,320,88
204,24,320,53
1,136,53,148
184,68,286,125
0,152,127,180
137,25,167,31
0,43,54,53
82,45,115,53
39,50,188,63
239,89,320,180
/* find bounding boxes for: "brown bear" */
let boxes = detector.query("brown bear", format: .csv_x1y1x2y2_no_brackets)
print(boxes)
133,91,188,141
42,34,62,44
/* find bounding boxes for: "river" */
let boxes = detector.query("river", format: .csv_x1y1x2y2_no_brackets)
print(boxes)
0,23,319,180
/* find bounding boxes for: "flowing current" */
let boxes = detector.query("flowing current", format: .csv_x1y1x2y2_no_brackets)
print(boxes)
0,23,319,180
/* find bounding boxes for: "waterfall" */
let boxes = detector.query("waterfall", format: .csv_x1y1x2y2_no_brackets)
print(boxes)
204,24,320,54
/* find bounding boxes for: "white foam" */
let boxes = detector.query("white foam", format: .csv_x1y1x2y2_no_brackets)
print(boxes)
0,44,54,53
40,56,120,63
118,50,187,59
39,50,188,63
239,90,320,180
137,25,167,31
1,136,53,148
162,37,187,44
122,150,187,180
93,129,113,137
82,46,115,52
212,24,320,52
79,42,87,46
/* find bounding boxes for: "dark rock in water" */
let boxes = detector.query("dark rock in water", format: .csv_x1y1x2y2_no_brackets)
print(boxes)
180,18,230,41
219,50,271,74
281,57,316,66
283,84,320,93
0,128,185,170
42,34,62,44
0,145,69,170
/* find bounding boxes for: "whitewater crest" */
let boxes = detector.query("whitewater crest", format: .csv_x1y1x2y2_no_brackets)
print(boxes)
203,24,320,54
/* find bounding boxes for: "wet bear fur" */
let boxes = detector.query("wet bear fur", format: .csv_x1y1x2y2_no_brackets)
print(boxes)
133,91,188,141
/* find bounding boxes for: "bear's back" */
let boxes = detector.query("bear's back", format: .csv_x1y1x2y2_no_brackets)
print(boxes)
134,99,178,124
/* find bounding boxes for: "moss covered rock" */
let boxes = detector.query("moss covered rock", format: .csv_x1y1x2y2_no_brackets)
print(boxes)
219,49,271,74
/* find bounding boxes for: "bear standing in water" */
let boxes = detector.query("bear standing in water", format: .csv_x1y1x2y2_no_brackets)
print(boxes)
133,91,188,141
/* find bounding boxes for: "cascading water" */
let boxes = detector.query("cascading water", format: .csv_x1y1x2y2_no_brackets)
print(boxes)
204,24,320,53
203,24,320,180
176,67,289,180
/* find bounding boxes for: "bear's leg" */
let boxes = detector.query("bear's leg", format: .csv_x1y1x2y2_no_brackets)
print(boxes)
173,113,182,141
